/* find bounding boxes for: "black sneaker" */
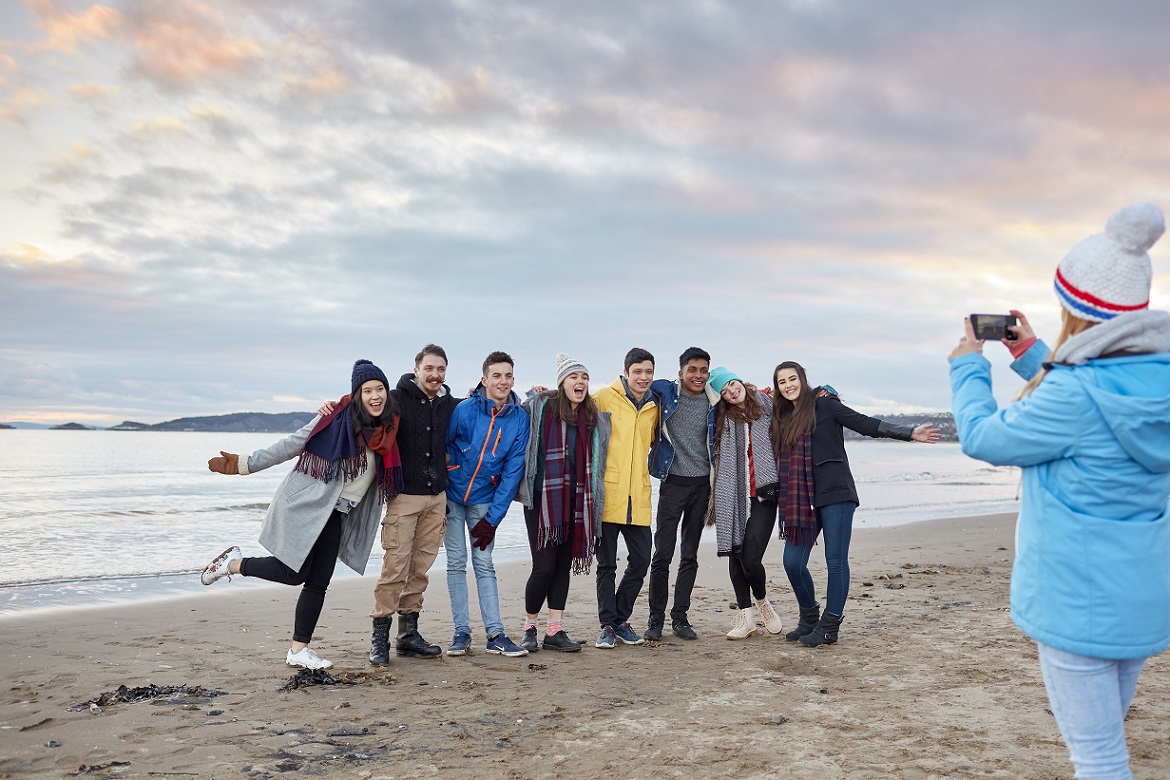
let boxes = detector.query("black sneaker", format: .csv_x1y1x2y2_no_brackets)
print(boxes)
521,626,540,653
643,614,664,641
542,630,582,652
671,620,698,640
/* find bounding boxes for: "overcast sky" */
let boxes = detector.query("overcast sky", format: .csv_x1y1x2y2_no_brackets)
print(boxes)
2,0,1169,425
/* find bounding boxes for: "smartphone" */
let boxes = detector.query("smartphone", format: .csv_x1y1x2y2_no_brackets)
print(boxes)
970,313,1019,342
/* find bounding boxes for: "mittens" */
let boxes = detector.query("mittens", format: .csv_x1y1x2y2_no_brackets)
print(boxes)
208,451,240,475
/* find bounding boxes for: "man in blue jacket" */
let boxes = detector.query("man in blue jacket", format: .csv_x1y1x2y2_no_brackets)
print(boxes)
644,347,718,641
443,351,531,657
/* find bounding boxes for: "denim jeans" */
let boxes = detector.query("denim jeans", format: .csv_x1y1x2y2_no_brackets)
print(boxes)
781,501,855,616
1036,642,1147,780
444,500,504,638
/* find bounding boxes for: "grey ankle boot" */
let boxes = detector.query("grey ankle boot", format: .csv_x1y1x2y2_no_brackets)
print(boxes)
369,616,392,666
799,611,842,647
785,606,821,641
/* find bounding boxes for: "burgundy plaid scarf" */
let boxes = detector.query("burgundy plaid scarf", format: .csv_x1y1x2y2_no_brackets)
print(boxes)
778,432,817,547
537,407,595,574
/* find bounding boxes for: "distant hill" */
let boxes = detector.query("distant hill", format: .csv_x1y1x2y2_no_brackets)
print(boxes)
149,412,315,433
842,412,957,442
0,423,14,430
49,422,96,430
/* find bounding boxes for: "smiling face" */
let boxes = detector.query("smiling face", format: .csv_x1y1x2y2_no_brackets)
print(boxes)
560,371,589,410
414,353,448,399
481,362,515,406
625,360,655,401
359,379,388,418
720,379,747,406
679,358,710,395
775,367,802,402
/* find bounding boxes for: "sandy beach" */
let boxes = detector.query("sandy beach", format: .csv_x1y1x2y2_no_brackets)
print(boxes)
3,512,1167,780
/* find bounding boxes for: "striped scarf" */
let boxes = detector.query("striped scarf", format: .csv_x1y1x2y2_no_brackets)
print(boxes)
707,396,777,557
537,408,595,574
778,432,817,547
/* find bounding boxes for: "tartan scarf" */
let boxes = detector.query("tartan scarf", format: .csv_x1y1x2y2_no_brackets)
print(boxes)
294,394,404,503
778,432,817,547
537,407,595,574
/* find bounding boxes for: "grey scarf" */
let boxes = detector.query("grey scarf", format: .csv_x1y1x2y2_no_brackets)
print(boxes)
706,392,777,557
1052,309,1170,365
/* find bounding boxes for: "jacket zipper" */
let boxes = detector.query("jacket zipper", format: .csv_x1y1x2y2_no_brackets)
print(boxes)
463,405,501,504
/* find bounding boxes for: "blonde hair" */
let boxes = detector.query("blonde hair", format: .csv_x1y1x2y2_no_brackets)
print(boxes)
1017,309,1097,398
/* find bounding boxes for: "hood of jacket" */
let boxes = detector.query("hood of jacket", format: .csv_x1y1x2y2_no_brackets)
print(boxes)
1067,353,1170,473
467,384,522,415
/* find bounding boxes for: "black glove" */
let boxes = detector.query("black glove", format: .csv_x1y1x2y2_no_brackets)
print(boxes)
469,518,496,551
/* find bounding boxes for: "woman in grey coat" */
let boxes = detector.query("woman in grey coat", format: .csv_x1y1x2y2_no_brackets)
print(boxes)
201,360,403,670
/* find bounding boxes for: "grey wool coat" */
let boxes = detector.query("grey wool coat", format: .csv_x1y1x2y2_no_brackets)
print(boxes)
241,418,384,574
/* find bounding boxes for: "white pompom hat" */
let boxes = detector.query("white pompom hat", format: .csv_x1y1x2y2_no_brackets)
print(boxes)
1055,202,1165,322
555,352,589,386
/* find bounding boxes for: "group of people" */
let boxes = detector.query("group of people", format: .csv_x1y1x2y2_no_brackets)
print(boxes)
201,344,939,667
200,199,1170,780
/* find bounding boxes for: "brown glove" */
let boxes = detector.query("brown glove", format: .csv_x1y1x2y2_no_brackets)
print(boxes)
208,451,240,475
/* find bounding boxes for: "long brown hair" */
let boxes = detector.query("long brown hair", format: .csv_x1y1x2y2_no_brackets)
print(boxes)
715,381,764,435
1017,309,1096,398
547,376,598,428
770,361,816,456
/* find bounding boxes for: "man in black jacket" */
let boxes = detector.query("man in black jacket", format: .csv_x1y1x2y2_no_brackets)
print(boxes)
368,344,459,664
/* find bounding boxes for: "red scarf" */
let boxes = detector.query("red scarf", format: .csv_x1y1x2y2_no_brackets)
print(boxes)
295,394,403,503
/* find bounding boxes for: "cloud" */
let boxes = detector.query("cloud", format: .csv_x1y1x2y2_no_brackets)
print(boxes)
124,2,264,88
68,81,117,100
26,0,122,54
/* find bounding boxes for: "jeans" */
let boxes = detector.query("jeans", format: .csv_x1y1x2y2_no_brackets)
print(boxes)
782,501,855,616
1037,642,1147,780
595,522,652,629
729,497,776,608
240,509,345,644
648,477,709,622
444,500,504,638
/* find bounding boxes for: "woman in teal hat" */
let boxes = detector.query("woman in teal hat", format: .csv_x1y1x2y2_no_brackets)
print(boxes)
704,367,786,640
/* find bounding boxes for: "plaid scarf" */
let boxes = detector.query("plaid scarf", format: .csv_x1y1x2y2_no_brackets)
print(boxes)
537,407,595,574
778,432,817,547
295,394,404,503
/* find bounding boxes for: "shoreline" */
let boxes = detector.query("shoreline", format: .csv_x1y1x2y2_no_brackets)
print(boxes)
7,511,1167,779
0,503,1020,617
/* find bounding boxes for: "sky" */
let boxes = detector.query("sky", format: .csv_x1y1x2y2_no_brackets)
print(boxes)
2,0,1169,426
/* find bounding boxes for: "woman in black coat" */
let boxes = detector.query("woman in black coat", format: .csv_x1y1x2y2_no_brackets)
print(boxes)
771,361,939,646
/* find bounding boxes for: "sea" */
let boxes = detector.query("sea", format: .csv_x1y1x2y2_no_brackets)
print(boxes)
0,431,1020,615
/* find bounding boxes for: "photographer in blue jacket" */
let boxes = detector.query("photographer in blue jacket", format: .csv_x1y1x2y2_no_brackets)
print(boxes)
949,202,1170,780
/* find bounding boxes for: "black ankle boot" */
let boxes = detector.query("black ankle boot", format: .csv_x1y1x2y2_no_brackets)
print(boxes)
785,606,821,641
643,613,664,641
369,616,392,666
396,612,442,658
799,611,842,647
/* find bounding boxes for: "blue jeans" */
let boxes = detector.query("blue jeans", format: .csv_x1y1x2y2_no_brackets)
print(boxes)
444,500,504,638
1036,642,1147,780
781,501,855,616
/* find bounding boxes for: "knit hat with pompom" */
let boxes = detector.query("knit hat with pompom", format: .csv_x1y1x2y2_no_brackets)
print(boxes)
1055,202,1164,322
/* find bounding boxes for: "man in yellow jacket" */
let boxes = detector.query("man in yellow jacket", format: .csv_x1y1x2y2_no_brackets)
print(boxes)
592,347,660,649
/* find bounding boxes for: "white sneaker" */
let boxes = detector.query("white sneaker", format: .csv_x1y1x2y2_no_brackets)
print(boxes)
200,546,242,586
756,598,784,635
286,646,333,670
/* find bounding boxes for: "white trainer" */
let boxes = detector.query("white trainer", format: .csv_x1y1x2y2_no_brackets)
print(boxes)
200,546,242,586
286,646,333,670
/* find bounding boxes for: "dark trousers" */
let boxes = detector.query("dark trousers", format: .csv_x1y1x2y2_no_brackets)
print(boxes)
595,522,652,629
240,510,345,644
523,505,573,614
729,498,777,608
648,476,709,622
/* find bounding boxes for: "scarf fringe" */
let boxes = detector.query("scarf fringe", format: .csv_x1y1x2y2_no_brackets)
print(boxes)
294,450,366,484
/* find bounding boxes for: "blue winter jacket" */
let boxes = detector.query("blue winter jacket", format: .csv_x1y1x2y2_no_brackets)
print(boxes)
951,349,1170,659
647,378,718,480
445,387,531,527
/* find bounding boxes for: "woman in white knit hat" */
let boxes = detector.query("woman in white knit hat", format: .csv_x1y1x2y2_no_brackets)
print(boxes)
513,353,612,652
950,202,1170,779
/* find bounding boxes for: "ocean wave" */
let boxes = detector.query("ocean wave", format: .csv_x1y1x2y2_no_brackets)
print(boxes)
855,466,1017,484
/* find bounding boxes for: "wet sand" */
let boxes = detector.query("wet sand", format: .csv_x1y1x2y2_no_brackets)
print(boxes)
3,512,1168,779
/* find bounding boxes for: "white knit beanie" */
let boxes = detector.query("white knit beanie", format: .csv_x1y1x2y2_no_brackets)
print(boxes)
1055,202,1164,322
555,352,588,386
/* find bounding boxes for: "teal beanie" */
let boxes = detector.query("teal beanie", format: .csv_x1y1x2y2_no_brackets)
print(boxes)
708,366,742,394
